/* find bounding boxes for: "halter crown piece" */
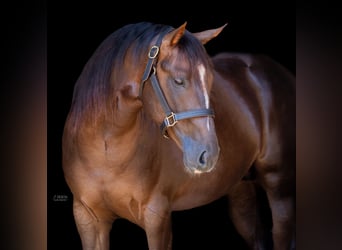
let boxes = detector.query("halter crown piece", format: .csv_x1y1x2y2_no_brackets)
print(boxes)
139,28,215,138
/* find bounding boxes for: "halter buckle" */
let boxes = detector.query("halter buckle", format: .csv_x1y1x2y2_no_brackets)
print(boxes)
164,112,177,127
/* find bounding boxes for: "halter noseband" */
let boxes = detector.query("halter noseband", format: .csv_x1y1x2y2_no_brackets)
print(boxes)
139,28,215,138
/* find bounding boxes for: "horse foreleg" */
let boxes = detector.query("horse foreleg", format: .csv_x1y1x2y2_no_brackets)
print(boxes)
228,181,267,250
143,198,172,250
73,199,113,250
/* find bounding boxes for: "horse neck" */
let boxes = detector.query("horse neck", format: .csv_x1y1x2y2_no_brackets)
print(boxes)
103,105,157,144
96,109,160,170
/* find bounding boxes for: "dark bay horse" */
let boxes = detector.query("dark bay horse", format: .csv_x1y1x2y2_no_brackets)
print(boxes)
62,22,295,250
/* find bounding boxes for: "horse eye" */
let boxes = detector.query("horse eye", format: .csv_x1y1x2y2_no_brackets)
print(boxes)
174,78,184,86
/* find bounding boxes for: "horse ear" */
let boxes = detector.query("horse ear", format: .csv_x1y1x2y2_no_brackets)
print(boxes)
192,23,228,45
164,22,187,46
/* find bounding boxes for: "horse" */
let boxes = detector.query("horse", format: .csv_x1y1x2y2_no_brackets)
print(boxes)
62,21,295,250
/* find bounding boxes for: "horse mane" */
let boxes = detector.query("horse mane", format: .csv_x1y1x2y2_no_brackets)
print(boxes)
67,22,213,131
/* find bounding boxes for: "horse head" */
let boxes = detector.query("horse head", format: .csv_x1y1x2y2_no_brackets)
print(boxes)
138,22,226,174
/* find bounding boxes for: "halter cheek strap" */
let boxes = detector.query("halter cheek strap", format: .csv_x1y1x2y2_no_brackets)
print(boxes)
139,28,215,138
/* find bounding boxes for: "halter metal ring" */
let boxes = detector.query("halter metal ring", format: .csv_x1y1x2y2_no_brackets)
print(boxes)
148,46,159,59
164,112,177,127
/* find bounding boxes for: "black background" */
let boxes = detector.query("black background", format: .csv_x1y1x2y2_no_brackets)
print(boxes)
48,2,295,250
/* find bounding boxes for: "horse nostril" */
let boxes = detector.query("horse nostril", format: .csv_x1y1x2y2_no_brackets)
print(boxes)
199,151,207,165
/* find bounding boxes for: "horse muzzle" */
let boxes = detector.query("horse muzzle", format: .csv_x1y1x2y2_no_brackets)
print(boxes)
182,135,220,174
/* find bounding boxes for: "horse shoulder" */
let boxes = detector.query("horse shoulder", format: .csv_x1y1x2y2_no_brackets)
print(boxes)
211,52,295,168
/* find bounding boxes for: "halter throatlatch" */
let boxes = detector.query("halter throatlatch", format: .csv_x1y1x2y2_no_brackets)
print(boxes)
139,28,215,138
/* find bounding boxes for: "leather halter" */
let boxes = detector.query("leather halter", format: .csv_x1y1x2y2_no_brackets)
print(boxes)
139,28,215,138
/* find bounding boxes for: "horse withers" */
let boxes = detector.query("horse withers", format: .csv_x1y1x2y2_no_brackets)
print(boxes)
62,21,295,249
